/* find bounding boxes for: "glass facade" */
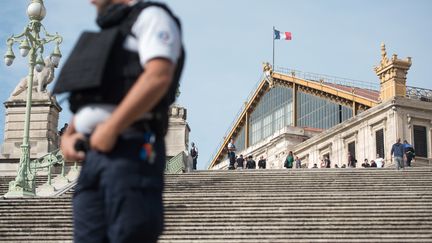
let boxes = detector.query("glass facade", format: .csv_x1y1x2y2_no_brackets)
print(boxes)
234,125,245,151
248,87,293,146
297,91,353,129
233,86,354,149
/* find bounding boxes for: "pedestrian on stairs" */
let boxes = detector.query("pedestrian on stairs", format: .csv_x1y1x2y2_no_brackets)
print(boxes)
258,156,266,169
391,138,405,170
348,152,356,168
361,159,371,168
236,155,245,170
190,142,198,170
284,151,294,169
324,155,331,168
403,140,415,167
246,156,256,169
227,139,236,170
295,156,302,169
56,0,184,242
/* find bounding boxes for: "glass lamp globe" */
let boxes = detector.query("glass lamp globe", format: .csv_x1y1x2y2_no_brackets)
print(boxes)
35,56,45,72
27,1,46,21
35,63,44,72
5,57,14,66
4,48,15,66
19,41,30,58
50,55,61,66
20,48,30,58
50,45,62,66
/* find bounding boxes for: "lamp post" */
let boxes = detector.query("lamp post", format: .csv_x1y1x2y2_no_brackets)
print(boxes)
4,0,62,197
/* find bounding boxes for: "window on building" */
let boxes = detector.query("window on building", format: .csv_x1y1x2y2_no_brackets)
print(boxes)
413,125,428,157
375,129,385,159
274,107,284,131
286,103,293,126
263,114,273,139
296,91,353,129
348,142,356,160
251,121,262,145
234,126,246,151
249,87,293,146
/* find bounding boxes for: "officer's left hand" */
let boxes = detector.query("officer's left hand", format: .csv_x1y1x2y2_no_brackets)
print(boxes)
90,121,119,153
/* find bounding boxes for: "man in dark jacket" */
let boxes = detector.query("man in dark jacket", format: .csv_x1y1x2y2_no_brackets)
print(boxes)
391,138,405,170
403,140,415,167
190,142,198,170
246,156,256,169
236,154,245,169
258,156,266,169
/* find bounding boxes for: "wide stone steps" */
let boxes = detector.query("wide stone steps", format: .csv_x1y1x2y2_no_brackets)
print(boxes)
1,168,432,242
0,174,65,196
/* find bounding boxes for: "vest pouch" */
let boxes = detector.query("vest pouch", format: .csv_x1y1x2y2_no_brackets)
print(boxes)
53,27,120,94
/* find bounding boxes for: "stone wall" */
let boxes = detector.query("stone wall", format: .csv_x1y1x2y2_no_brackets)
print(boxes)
165,105,190,159
211,126,320,170
294,97,432,168
1,92,61,160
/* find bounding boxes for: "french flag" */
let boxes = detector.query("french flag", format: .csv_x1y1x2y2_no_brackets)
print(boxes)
274,30,292,40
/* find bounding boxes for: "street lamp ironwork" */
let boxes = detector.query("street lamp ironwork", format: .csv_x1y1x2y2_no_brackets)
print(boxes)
4,0,62,197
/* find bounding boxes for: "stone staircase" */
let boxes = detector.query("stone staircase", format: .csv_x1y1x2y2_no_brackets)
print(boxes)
0,176,54,196
0,168,432,242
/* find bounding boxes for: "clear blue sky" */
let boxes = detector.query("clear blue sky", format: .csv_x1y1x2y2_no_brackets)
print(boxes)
0,0,431,169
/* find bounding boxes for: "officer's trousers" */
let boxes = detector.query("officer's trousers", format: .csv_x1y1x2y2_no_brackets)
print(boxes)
73,131,165,243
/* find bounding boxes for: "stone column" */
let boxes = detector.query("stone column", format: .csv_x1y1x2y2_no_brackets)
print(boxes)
165,105,190,159
1,92,61,160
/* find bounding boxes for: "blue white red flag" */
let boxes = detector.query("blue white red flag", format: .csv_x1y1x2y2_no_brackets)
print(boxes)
274,30,292,40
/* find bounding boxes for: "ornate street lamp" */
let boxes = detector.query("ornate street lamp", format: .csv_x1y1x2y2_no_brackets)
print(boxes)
4,0,62,197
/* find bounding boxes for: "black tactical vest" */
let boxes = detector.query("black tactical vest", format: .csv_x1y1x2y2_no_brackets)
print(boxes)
53,2,185,136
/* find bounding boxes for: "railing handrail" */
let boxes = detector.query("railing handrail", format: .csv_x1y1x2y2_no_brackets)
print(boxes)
406,86,432,100
25,149,75,191
275,67,380,91
30,149,63,171
165,151,187,174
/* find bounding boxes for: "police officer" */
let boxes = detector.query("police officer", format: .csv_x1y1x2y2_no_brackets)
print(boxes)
54,0,184,242
190,142,198,170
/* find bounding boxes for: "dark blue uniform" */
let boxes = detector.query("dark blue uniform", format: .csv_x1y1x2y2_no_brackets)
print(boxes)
73,131,165,243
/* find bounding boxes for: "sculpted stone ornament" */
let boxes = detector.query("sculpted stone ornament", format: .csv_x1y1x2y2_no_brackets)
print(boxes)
10,57,57,98
263,62,275,88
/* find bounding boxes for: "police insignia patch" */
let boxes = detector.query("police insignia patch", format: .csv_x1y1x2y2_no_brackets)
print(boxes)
158,31,171,44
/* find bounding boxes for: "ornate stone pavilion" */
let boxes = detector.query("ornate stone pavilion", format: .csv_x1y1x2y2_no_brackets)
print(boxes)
209,44,432,170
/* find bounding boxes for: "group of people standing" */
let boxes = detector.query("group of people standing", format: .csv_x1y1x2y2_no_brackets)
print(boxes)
284,151,302,169
226,138,416,171
391,138,416,170
227,139,267,170
311,153,385,169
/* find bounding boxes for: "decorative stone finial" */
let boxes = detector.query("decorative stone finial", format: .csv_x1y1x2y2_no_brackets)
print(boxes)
263,62,274,87
375,43,412,103
381,42,388,64
263,62,273,73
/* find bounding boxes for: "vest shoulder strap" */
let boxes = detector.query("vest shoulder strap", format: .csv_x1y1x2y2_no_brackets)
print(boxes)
121,1,182,37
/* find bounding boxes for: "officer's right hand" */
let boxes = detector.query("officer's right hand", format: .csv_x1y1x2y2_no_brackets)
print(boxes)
61,131,86,162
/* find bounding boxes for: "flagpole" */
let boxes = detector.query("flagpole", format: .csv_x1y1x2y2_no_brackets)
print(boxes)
272,26,275,69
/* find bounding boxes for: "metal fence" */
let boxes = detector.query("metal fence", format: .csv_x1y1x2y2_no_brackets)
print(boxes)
406,86,432,102
275,67,380,91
